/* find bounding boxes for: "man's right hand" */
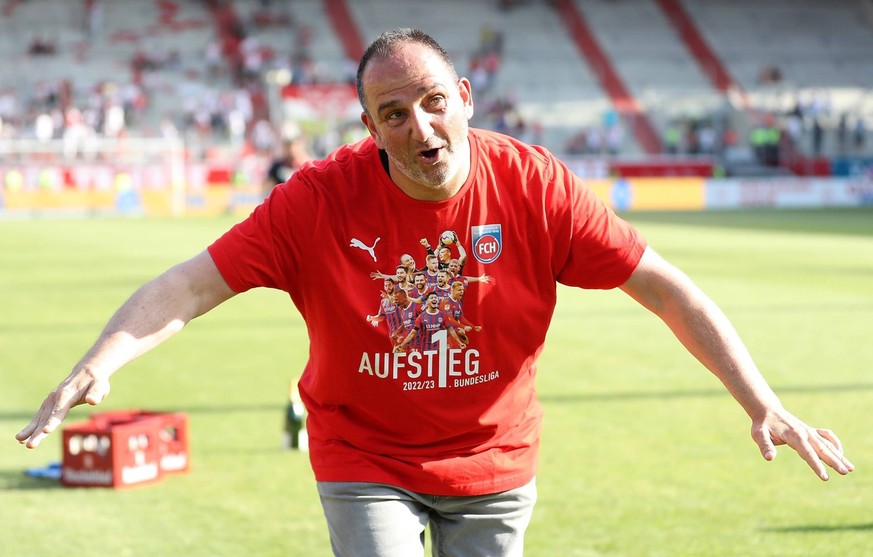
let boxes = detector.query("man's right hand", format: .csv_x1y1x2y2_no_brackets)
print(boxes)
15,370,110,449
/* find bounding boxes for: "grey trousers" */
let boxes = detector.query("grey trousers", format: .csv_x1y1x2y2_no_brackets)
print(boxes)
317,478,537,557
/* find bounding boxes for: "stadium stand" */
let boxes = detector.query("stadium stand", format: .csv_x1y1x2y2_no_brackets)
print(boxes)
0,0,870,177
347,0,617,156
1,1,223,139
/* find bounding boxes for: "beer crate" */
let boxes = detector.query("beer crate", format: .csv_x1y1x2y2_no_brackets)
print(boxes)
61,410,189,488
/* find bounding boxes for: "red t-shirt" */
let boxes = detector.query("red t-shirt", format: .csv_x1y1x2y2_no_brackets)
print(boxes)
208,128,646,496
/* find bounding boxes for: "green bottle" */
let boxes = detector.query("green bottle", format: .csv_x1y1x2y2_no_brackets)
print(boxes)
283,380,308,451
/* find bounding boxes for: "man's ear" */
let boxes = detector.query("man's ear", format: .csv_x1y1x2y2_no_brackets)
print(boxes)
459,78,474,120
361,111,385,149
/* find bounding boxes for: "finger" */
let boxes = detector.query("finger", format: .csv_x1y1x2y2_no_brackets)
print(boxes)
816,428,843,454
812,431,854,475
752,425,778,462
84,379,110,406
787,433,831,481
15,415,41,443
16,398,51,441
15,396,57,445
24,413,66,449
17,379,93,448
28,395,76,448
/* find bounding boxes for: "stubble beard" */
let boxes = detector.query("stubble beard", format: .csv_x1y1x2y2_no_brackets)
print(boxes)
390,145,456,189
388,125,469,191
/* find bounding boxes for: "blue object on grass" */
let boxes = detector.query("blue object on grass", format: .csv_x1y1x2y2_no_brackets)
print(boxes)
24,461,62,480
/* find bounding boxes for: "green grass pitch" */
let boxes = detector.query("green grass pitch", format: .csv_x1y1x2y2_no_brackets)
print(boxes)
1,208,871,556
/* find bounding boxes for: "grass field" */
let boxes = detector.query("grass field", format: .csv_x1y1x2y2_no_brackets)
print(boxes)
1,208,871,557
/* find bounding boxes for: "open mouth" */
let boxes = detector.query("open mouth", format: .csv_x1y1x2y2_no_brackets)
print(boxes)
419,147,441,162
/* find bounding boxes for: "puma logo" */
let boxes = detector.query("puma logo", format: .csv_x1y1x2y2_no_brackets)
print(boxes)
350,237,380,262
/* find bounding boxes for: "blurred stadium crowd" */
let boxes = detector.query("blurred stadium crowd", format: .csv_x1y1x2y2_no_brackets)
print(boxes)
0,0,871,179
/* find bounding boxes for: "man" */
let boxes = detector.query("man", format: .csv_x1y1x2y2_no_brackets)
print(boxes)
433,269,452,299
391,286,422,352
367,285,420,351
395,291,466,353
399,253,417,277
263,136,311,196
421,252,440,289
370,264,414,292
440,280,481,346
407,271,431,305
17,28,852,557
447,257,491,288
422,230,468,271
365,278,400,342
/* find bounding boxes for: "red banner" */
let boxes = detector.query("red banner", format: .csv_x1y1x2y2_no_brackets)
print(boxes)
280,83,360,120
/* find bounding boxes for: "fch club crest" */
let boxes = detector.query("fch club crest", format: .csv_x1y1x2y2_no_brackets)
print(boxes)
471,224,502,264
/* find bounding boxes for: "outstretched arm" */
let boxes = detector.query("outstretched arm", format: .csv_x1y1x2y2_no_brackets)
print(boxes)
619,247,853,481
16,250,236,449
455,239,467,267
465,274,492,284
369,270,399,281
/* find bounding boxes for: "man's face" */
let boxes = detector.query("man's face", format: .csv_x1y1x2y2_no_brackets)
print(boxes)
414,275,426,289
286,139,308,166
437,271,448,287
360,42,474,201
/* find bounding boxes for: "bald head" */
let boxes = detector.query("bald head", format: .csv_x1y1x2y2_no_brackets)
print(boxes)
356,28,457,114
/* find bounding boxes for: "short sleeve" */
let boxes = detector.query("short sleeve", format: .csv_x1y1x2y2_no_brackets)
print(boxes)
207,194,285,293
549,158,646,289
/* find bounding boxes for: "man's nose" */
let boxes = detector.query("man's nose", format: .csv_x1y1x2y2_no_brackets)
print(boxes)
409,107,434,142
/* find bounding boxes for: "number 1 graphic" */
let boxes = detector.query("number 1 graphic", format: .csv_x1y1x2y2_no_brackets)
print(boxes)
433,329,448,388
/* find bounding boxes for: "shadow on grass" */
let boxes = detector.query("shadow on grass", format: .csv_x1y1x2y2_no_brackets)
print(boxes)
624,207,873,238
0,469,63,491
763,522,873,533
0,315,296,335
540,382,873,404
0,403,282,422
6,380,870,422
165,403,282,415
